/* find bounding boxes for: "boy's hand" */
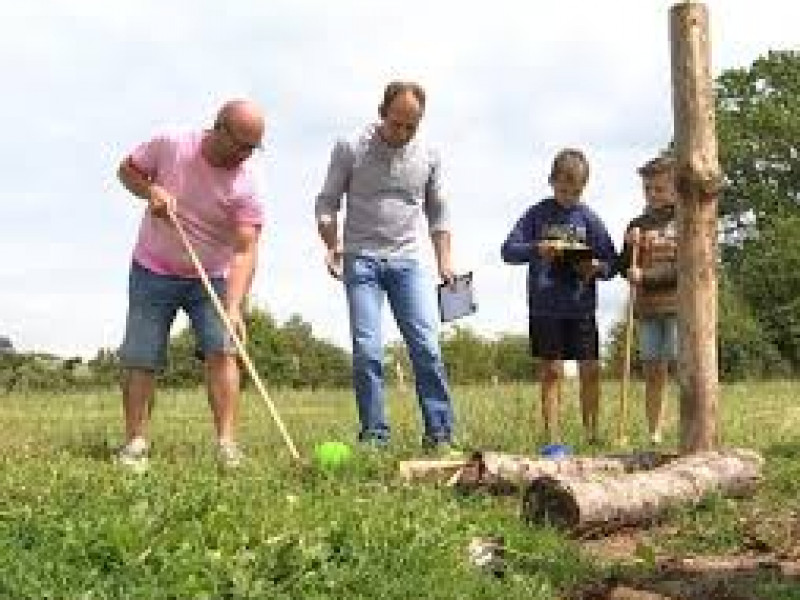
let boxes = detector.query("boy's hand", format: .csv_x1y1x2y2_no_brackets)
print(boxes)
627,266,642,284
536,240,561,262
625,227,641,246
576,258,602,281
642,230,660,249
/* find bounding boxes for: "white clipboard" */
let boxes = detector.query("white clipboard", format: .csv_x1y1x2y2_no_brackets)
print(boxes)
437,272,478,323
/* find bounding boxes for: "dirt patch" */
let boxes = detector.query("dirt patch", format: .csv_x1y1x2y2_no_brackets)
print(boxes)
570,578,762,600
572,513,800,600
580,526,669,564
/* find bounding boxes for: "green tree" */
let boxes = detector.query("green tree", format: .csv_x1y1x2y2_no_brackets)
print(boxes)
161,327,203,388
716,50,800,372
492,333,536,382
87,348,121,386
156,307,351,390
440,326,496,384
717,274,790,380
602,313,640,380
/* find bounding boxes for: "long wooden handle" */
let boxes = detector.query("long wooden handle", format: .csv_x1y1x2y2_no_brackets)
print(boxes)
617,239,640,445
168,209,301,461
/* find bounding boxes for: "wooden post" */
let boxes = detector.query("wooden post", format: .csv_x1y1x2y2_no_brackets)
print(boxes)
669,3,723,453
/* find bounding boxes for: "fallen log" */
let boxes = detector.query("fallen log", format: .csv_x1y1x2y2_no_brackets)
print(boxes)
656,554,800,578
522,448,763,535
454,451,676,494
398,458,469,483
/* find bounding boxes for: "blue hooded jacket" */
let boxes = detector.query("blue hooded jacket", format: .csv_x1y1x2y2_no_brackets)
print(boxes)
501,197,618,317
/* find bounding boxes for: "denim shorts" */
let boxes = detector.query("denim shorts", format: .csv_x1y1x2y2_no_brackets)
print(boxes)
639,314,678,362
119,261,233,371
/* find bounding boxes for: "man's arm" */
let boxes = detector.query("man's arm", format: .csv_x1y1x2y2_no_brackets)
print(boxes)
431,230,453,284
423,152,455,283
225,223,260,340
315,140,351,279
117,156,175,218
317,217,343,280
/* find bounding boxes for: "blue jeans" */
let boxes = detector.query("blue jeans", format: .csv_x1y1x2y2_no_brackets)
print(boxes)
343,255,454,445
119,261,233,371
639,314,678,362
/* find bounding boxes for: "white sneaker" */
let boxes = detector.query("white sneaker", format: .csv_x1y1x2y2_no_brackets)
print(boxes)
217,440,244,470
115,437,149,473
650,431,663,445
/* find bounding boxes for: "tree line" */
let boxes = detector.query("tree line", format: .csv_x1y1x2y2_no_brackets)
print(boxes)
0,311,536,393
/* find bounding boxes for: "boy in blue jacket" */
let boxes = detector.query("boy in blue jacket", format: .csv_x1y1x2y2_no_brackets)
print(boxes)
501,148,617,444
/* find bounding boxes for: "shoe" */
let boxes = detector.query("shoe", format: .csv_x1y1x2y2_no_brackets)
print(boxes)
217,440,244,469
357,433,389,451
115,437,148,473
650,431,663,445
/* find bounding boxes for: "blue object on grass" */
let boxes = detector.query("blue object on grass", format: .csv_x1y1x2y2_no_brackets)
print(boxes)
539,443,572,459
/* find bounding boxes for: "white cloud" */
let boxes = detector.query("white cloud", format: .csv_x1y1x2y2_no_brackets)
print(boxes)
1,0,797,356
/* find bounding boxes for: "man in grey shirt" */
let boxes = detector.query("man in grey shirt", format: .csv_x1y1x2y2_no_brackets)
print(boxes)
315,81,456,448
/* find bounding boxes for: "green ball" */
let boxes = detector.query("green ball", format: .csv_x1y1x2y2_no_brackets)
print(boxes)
313,441,352,470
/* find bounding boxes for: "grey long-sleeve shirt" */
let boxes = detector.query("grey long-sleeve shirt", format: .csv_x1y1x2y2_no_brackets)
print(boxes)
314,124,450,258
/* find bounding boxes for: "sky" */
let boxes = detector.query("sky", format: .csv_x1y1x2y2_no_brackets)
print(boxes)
1,0,798,358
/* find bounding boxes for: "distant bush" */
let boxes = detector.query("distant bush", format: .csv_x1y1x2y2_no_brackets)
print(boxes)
0,307,353,393
386,326,535,386
717,275,791,380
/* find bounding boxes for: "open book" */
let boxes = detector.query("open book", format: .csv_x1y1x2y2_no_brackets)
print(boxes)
544,239,594,263
437,272,478,323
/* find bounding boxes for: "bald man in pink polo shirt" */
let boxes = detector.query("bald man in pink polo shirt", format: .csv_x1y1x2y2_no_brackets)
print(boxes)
116,99,265,471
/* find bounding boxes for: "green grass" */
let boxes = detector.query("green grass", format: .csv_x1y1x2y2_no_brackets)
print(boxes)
0,381,798,599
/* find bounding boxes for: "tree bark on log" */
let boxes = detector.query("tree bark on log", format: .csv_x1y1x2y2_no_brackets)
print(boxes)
656,555,800,578
398,458,469,483
669,2,723,453
454,451,676,494
522,449,763,535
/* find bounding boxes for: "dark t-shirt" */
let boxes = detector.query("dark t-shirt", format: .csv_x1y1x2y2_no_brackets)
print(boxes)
501,197,617,317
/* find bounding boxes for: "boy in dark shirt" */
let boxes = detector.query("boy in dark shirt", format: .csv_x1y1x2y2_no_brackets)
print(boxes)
502,149,617,444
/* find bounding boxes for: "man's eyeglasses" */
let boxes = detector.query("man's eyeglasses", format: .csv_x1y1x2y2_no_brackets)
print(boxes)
217,120,262,153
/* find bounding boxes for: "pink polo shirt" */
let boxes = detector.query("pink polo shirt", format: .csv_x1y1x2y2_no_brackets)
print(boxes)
128,130,263,278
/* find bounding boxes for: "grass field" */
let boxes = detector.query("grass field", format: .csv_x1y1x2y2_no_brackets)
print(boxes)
1,381,798,599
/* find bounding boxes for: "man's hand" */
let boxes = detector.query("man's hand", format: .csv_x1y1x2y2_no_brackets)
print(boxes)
576,258,602,282
226,306,247,346
147,184,177,219
431,230,454,285
325,247,343,280
438,258,455,286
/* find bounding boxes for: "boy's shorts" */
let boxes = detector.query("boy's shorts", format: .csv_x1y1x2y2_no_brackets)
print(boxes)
639,314,678,362
529,315,598,360
118,261,234,371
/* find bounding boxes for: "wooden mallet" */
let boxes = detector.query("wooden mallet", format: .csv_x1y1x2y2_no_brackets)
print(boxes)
167,208,301,461
617,230,641,447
